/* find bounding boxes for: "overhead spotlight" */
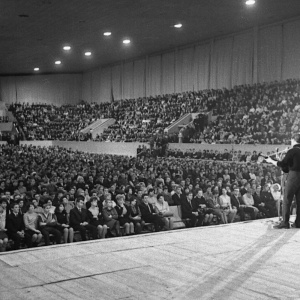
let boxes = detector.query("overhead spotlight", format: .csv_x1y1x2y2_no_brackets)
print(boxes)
103,32,111,36
34,67,39,71
55,60,61,65
123,39,131,44
85,51,92,56
174,23,182,28
246,0,255,5
63,46,71,51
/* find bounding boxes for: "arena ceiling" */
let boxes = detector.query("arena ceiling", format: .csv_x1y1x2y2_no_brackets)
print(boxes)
1,0,300,76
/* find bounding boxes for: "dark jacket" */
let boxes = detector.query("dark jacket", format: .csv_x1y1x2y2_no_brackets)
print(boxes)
69,207,90,227
277,144,300,172
172,193,183,206
180,197,195,218
230,194,243,209
6,212,25,234
139,201,156,218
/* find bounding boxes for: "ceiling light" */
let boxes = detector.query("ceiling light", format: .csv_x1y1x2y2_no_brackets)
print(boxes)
85,51,92,56
123,39,131,44
103,32,111,36
174,23,182,28
55,61,61,65
63,46,71,51
245,0,255,5
34,67,39,71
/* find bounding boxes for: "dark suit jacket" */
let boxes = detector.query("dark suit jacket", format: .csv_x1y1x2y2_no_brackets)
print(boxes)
230,194,243,209
139,202,156,218
69,207,90,227
180,197,195,218
6,212,25,234
172,193,183,206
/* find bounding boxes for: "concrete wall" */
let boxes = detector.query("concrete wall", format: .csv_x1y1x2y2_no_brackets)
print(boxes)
19,140,290,157
168,143,289,154
19,141,148,157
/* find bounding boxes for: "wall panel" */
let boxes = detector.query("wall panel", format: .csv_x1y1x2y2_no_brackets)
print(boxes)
231,32,254,86
258,25,283,82
193,43,210,91
133,59,146,98
161,51,175,94
0,74,82,105
282,19,300,80
147,55,161,96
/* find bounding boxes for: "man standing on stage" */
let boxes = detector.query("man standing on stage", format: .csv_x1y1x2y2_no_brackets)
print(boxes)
266,133,300,229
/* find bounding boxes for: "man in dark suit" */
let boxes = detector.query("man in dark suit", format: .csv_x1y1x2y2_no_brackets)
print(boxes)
139,194,164,232
180,191,201,227
231,188,247,221
69,196,98,241
171,185,183,206
6,202,30,250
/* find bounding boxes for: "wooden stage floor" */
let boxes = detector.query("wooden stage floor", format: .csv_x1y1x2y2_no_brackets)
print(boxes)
1,217,300,300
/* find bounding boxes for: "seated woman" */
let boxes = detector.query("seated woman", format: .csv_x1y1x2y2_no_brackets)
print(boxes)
115,194,134,236
87,196,108,239
102,197,120,237
55,203,74,243
45,199,56,214
0,206,8,251
37,203,62,246
219,188,237,223
204,187,226,224
193,189,214,226
128,198,145,234
23,203,43,247
242,188,259,220
155,194,174,230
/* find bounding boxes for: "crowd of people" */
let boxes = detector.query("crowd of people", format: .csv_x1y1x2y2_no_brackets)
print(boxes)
7,78,300,144
0,144,284,252
9,102,112,141
187,79,300,144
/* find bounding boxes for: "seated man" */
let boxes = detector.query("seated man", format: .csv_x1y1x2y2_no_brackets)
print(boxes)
231,187,257,221
6,202,30,250
139,194,165,232
260,184,278,217
253,186,272,218
38,203,62,246
69,196,98,241
181,191,202,227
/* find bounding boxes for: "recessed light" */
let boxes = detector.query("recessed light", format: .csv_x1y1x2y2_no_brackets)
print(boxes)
123,39,131,44
34,68,39,71
174,23,182,28
104,32,111,36
246,0,255,5
63,46,71,51
55,61,61,65
85,51,92,56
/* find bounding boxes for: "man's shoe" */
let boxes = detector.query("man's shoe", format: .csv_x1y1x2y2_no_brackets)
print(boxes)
291,223,300,228
273,222,290,229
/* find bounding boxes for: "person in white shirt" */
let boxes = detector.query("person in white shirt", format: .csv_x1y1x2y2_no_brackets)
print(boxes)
242,189,259,220
219,188,237,223
155,194,173,230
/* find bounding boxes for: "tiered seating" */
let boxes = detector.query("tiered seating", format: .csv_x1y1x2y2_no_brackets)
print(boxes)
9,102,111,140
188,79,300,144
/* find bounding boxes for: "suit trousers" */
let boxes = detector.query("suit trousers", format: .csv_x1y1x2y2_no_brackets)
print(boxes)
41,226,62,246
73,224,98,241
283,171,300,225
